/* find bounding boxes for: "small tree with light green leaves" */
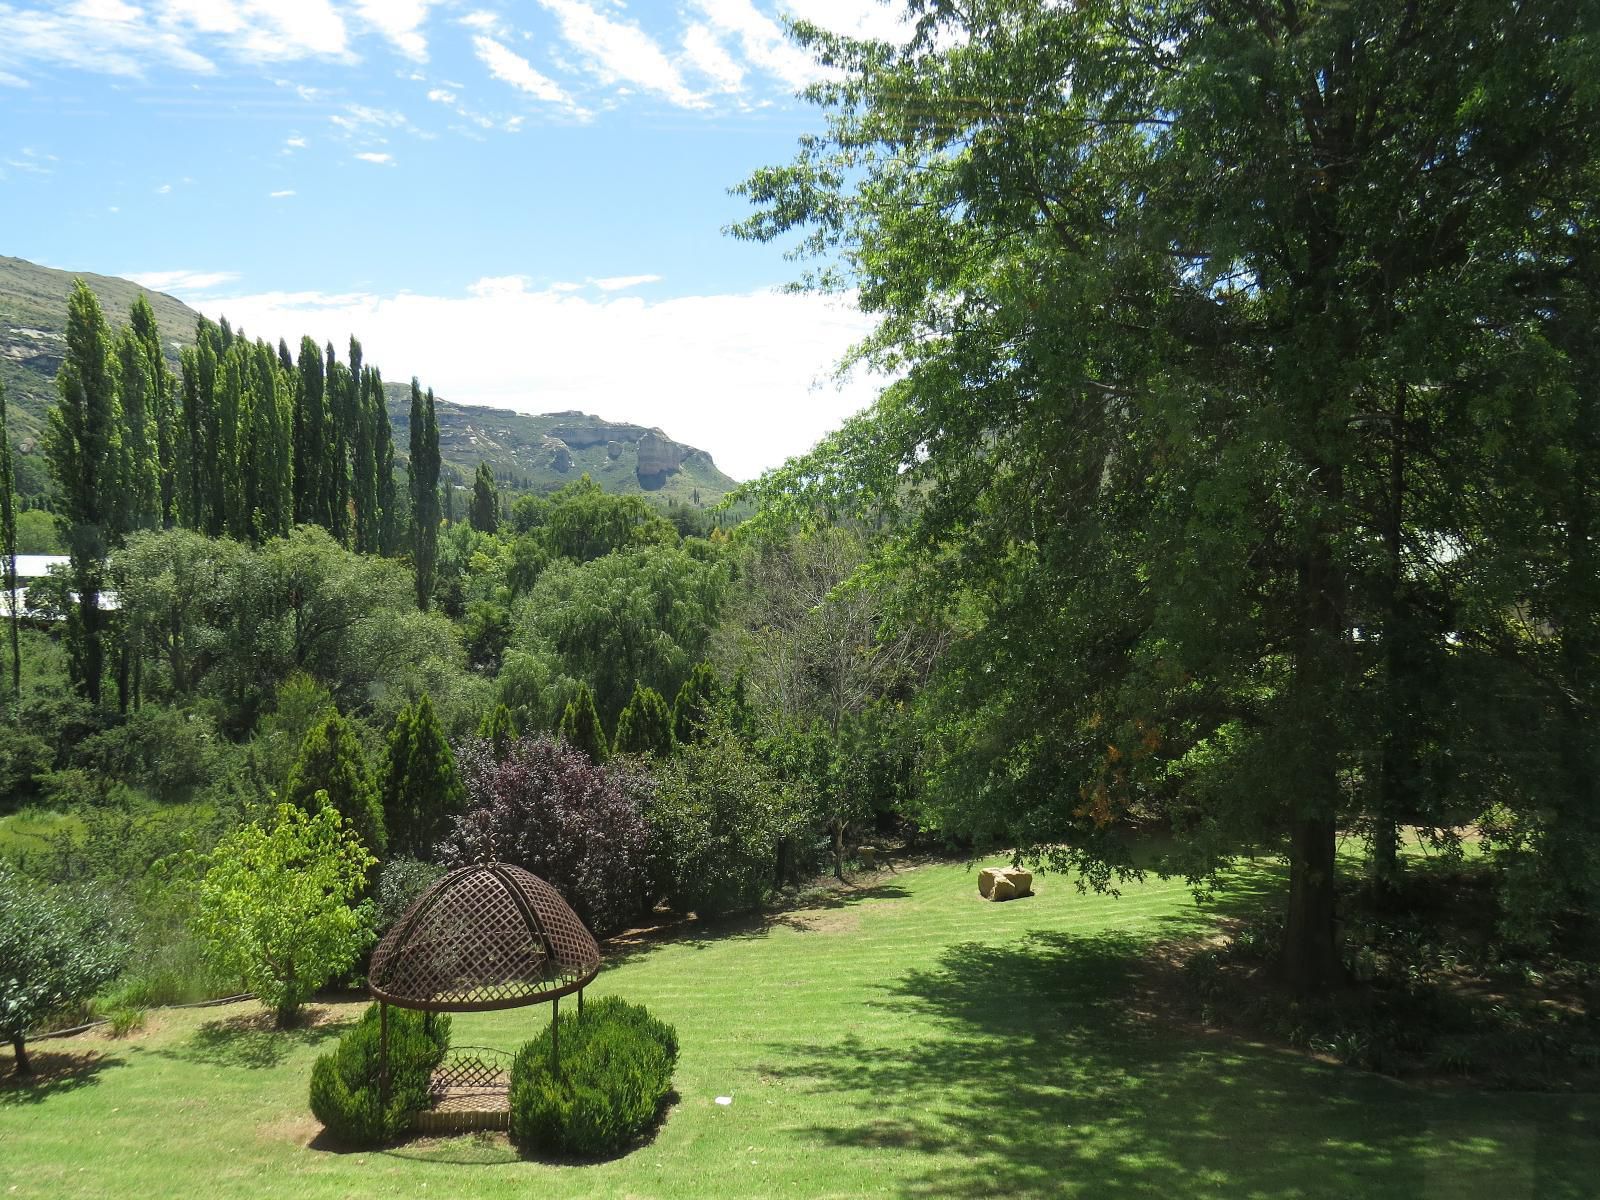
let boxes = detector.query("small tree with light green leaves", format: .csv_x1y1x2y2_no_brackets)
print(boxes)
194,802,375,1028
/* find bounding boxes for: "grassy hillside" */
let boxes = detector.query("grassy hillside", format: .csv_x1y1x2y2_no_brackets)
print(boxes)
0,255,737,504
4,858,1594,1199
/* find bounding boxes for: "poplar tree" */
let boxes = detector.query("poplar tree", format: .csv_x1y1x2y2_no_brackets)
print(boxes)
44,281,123,704
374,378,398,556
246,340,292,541
379,693,466,860
351,359,380,554
325,342,351,543
294,336,326,528
217,339,249,537
408,379,440,610
0,380,18,697
469,461,499,534
129,296,176,527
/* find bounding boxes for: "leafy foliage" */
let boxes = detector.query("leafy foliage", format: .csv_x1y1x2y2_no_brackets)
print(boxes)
193,803,375,1027
508,996,677,1157
308,1003,450,1146
441,735,652,936
0,866,124,1074
649,721,807,916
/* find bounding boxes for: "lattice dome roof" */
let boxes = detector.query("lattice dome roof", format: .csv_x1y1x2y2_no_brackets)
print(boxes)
368,863,601,1012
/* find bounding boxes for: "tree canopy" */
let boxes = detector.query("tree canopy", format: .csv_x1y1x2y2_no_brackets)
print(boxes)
736,0,1600,989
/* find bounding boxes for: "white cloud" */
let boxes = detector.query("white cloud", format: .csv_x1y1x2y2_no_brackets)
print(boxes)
126,268,239,291
472,34,579,112
0,69,28,87
354,150,394,164
197,279,882,480
352,0,442,62
459,9,504,34
155,182,172,193
0,4,217,78
269,188,295,197
681,23,744,94
329,102,412,133
780,0,909,44
591,273,661,291
537,0,705,109
284,133,308,149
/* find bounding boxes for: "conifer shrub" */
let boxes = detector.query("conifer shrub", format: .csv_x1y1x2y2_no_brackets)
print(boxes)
308,1003,451,1146
508,997,677,1157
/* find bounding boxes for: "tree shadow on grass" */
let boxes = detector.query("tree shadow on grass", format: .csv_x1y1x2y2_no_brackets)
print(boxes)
0,1047,124,1105
759,922,1600,1199
158,1006,349,1070
605,881,913,967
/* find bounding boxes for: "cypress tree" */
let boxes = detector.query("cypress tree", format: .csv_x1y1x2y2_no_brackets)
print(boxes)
0,380,18,698
558,682,608,761
294,336,325,528
285,710,386,858
469,461,499,534
196,320,223,537
408,379,440,610
379,693,466,860
476,703,519,761
277,337,293,374
613,682,673,757
671,662,721,747
44,280,123,705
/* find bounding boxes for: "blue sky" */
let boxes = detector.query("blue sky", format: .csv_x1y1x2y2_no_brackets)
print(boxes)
0,0,903,479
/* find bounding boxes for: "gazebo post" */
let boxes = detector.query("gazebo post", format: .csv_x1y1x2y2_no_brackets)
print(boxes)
379,999,390,1109
578,986,584,1018
551,994,560,1073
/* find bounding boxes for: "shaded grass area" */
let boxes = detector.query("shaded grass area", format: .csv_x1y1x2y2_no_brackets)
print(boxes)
2,859,1597,1199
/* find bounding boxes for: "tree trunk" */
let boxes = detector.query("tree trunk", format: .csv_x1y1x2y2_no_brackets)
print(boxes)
1283,814,1341,993
11,1035,31,1077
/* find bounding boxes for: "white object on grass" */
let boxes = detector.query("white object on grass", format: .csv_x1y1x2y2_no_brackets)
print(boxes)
715,1096,733,1106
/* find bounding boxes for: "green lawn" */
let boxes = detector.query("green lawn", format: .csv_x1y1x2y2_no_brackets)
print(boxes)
3,859,1596,1199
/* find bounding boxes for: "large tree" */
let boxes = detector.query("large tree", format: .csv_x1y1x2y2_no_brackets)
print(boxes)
469,461,499,535
736,0,1600,989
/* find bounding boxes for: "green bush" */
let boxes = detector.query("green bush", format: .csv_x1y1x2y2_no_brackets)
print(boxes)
508,997,678,1157
309,1003,451,1146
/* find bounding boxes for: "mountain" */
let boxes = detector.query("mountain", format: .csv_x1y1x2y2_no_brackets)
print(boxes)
0,254,737,505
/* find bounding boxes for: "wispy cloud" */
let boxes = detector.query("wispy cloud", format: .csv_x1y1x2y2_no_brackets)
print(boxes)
426,87,456,104
537,0,705,109
269,188,296,197
681,24,745,95
472,35,581,113
284,133,308,150
126,268,240,292
155,182,172,194
200,278,882,481
4,148,54,175
591,274,662,292
354,151,394,165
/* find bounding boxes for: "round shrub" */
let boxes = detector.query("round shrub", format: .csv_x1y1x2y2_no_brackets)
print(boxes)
508,997,678,1157
309,1003,451,1146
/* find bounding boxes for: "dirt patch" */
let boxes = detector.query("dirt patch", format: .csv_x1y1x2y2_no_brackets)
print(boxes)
258,1112,322,1147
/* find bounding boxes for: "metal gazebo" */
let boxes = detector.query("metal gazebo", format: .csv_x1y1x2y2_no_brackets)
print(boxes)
367,862,601,1130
